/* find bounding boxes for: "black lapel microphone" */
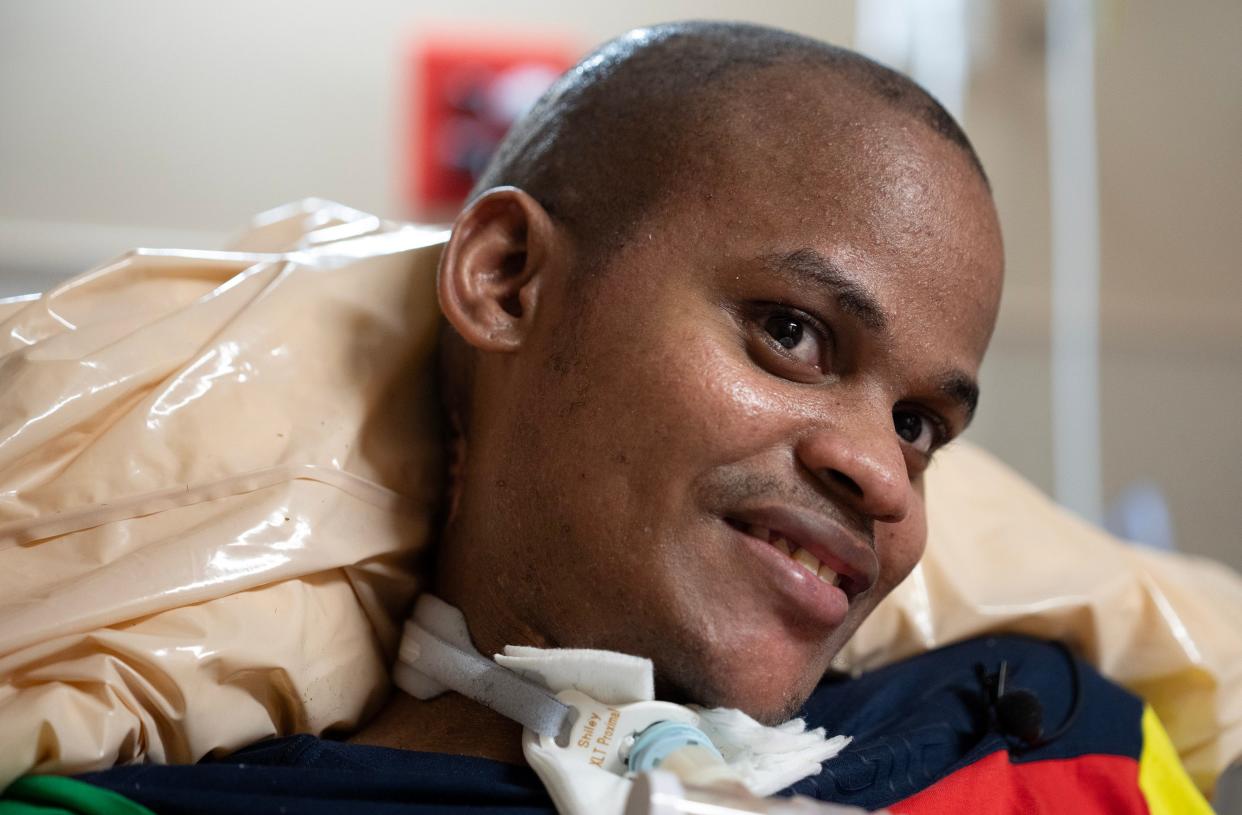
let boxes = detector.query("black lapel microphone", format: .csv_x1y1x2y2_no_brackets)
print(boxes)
975,642,1084,754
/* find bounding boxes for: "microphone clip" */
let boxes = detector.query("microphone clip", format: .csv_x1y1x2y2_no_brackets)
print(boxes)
975,659,1045,751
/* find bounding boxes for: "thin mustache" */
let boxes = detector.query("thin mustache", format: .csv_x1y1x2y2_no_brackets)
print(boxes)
704,472,875,548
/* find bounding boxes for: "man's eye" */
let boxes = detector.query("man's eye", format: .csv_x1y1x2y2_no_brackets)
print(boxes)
765,316,803,348
893,409,936,455
762,313,822,370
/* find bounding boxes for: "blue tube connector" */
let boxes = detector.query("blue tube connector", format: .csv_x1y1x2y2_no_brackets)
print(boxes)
625,720,725,773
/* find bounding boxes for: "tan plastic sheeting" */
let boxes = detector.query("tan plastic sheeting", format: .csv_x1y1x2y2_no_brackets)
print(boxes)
1,201,1238,795
0,202,447,787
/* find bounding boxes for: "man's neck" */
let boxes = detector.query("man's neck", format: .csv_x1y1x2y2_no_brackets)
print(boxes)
349,688,527,766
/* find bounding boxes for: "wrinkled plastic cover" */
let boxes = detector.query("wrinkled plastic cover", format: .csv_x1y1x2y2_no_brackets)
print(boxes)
0,201,447,787
1,202,1238,794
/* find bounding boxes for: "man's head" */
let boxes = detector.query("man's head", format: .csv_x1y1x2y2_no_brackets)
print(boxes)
433,21,1003,723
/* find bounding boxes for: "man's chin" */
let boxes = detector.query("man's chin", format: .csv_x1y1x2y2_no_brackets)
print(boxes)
711,609,872,721
651,638,843,725
739,688,822,727
664,670,823,726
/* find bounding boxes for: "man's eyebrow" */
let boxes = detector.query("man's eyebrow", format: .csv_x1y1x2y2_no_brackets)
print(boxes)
939,371,980,424
763,248,889,333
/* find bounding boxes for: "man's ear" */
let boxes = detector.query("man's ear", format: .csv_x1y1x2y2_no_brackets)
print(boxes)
437,186,558,352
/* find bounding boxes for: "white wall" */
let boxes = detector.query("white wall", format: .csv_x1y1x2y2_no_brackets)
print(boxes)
0,0,854,280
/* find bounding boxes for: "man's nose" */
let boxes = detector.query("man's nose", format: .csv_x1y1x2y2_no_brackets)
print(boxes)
793,410,911,525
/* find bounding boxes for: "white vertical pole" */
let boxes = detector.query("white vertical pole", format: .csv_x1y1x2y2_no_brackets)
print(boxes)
1046,0,1103,521
854,0,970,121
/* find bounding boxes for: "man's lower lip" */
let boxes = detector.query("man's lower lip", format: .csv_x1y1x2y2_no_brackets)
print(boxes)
726,522,851,628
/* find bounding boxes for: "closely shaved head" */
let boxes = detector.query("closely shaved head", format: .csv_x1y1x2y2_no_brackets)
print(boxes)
470,20,987,267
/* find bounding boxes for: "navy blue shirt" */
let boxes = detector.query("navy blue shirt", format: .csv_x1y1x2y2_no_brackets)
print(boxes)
77,635,1141,814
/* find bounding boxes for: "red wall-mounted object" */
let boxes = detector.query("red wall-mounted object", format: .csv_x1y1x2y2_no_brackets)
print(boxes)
407,35,578,217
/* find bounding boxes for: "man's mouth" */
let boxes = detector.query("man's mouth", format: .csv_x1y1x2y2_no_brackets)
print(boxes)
723,509,876,602
727,519,844,587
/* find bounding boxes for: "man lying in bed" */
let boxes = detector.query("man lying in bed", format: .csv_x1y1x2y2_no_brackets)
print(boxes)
2,20,1210,815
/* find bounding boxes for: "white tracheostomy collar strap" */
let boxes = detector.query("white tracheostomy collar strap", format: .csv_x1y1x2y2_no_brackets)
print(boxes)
394,595,850,815
392,594,575,740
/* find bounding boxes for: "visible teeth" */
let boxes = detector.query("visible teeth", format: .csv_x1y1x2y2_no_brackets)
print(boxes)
792,546,820,575
750,525,837,583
